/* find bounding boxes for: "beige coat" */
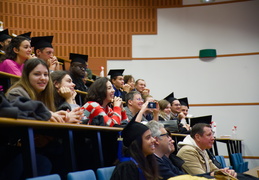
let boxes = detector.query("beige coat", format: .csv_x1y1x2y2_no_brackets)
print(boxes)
176,135,218,175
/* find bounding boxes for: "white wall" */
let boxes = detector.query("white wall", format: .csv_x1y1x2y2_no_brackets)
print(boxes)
108,0,259,169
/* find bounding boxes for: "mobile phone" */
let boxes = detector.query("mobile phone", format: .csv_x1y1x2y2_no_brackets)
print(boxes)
148,102,156,109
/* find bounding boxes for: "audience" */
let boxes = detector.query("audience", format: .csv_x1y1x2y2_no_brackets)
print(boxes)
0,36,32,76
123,74,135,92
31,36,59,72
82,77,128,126
164,129,185,172
147,120,185,180
5,58,82,123
50,70,79,111
135,79,150,97
111,115,160,180
158,99,173,121
125,91,159,123
0,29,12,53
108,69,129,100
177,123,236,177
0,30,256,180
178,97,191,126
69,53,88,105
176,123,259,179
143,95,159,121
164,92,190,133
124,91,149,123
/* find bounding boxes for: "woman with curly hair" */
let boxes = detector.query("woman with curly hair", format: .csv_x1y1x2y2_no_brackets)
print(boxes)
82,77,128,126
0,36,32,76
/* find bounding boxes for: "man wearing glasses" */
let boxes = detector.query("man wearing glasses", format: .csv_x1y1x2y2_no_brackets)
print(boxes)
147,120,185,180
69,53,88,105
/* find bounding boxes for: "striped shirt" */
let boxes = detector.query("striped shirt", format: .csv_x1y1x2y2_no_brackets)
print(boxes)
83,101,128,127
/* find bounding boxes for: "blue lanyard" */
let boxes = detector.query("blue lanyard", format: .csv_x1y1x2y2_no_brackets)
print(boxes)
130,157,146,180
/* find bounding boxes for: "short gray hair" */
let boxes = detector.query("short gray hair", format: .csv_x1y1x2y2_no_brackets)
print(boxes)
146,120,164,138
125,91,141,106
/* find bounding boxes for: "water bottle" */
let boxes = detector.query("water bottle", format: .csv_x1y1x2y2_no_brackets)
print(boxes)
0,21,3,31
100,66,104,77
232,126,237,139
211,121,217,138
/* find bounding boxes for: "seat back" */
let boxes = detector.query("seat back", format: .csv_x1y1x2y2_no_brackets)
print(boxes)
218,156,227,168
67,169,96,180
215,155,233,169
236,153,249,172
97,166,116,180
231,153,248,173
26,174,61,180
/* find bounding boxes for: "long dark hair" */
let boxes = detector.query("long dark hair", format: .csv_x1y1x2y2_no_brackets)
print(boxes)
0,36,29,62
50,70,70,109
86,77,109,105
128,137,159,180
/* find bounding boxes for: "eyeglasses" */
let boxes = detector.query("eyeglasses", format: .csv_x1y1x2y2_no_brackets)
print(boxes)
160,133,170,138
134,98,144,101
77,65,86,70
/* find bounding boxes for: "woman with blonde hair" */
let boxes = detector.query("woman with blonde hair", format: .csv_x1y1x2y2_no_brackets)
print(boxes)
158,99,173,121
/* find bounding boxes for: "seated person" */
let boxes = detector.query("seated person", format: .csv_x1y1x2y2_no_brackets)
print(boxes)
158,99,173,121
82,77,128,126
135,79,150,97
147,120,185,180
123,74,135,92
108,69,129,101
0,29,12,53
143,95,159,121
164,92,190,133
111,115,160,180
178,97,192,126
164,129,185,171
0,36,32,76
31,36,59,71
124,91,158,123
69,53,88,105
5,58,83,123
51,70,79,111
176,123,237,177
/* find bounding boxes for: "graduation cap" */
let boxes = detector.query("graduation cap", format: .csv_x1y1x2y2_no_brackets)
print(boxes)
164,92,177,104
122,113,149,147
190,115,212,127
31,36,53,51
0,29,12,42
18,32,31,40
178,97,189,109
108,69,124,79
69,53,88,65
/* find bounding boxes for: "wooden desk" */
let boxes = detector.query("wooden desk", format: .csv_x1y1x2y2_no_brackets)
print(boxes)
0,118,122,178
244,166,259,178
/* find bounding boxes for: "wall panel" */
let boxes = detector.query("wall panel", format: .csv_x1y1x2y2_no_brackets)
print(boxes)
0,0,181,74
